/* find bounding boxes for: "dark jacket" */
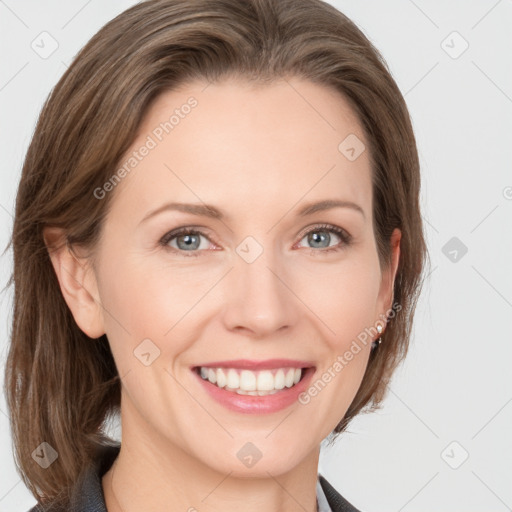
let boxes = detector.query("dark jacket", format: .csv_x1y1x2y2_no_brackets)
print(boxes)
28,444,361,512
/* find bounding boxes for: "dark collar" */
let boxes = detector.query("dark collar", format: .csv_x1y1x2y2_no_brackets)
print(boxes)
318,473,361,512
29,443,361,512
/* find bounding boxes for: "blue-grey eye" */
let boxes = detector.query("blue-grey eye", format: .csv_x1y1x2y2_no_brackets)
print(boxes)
298,228,343,249
310,231,334,248
164,230,211,252
176,233,201,250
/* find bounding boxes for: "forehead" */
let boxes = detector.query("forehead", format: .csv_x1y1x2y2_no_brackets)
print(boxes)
108,77,372,225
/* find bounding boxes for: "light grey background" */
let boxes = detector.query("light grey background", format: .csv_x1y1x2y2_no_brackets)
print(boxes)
1,1,511,511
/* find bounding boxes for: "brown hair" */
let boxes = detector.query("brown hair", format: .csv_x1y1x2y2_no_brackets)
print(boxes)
4,0,428,507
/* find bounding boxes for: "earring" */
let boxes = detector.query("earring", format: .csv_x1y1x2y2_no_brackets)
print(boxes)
371,324,383,350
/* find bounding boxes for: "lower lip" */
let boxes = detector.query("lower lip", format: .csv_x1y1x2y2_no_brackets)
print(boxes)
192,367,316,414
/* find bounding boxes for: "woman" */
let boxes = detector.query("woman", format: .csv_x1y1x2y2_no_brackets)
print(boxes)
4,0,428,511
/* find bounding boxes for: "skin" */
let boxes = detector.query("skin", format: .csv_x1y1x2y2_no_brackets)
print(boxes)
44,77,401,512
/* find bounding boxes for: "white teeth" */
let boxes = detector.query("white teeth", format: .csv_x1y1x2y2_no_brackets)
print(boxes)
257,370,274,391
274,369,285,389
198,366,305,393
207,368,217,384
240,370,257,390
216,368,227,388
284,368,294,388
226,369,239,389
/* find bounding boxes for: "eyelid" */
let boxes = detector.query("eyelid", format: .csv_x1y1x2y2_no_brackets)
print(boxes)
296,222,351,242
293,223,353,253
159,222,352,256
159,225,220,250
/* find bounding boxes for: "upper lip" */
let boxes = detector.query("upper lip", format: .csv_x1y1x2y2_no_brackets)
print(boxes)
192,359,315,370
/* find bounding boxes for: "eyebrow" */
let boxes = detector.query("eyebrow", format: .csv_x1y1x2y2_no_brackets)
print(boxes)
139,198,365,225
297,199,365,219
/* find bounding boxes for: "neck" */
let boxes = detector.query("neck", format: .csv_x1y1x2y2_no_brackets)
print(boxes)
102,431,320,512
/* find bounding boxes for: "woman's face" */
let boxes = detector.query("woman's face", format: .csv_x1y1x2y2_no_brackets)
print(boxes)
76,77,400,476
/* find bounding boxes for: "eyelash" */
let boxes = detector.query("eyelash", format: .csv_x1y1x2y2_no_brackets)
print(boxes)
159,223,352,258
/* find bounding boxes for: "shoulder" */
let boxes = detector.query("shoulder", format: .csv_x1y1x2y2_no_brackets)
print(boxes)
26,443,120,512
319,474,363,512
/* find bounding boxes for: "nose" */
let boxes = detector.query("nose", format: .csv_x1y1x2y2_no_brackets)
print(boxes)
221,244,300,337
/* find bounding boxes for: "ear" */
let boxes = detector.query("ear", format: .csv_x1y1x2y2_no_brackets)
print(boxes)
376,228,401,327
43,227,105,339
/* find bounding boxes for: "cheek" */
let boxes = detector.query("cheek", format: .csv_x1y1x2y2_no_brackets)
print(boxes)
96,252,217,359
290,251,382,346
97,238,381,364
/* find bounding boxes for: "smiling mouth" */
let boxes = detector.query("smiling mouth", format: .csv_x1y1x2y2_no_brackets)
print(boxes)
192,365,314,396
